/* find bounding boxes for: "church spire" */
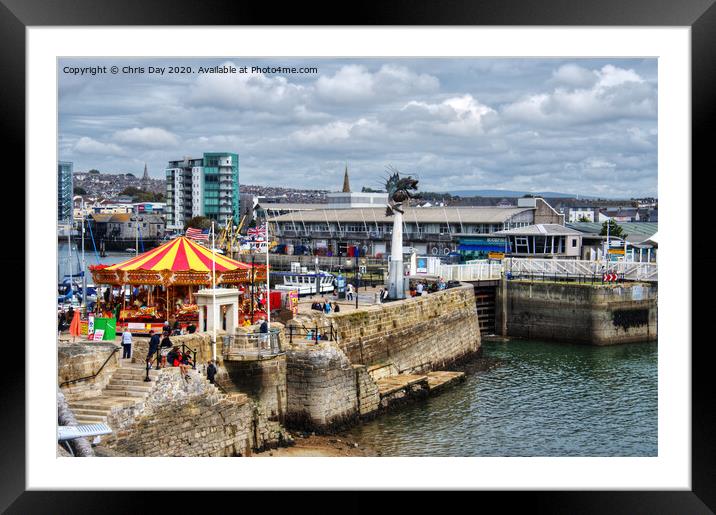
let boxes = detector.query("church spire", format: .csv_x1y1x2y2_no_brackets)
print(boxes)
342,163,351,193
141,163,150,190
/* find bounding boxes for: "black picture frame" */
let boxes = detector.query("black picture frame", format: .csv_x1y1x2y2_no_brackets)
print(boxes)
2,0,712,512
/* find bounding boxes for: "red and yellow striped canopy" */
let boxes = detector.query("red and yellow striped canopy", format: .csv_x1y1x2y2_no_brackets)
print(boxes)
106,236,250,272
91,236,265,286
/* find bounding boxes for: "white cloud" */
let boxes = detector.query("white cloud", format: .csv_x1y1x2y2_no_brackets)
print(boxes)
315,64,439,103
73,137,125,156
503,65,654,127
290,118,385,146
400,95,496,136
188,62,308,111
552,64,597,88
113,127,179,148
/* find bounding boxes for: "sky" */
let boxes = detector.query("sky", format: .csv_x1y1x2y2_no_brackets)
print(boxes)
58,57,657,197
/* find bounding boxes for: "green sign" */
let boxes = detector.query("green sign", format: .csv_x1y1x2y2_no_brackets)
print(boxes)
93,317,116,341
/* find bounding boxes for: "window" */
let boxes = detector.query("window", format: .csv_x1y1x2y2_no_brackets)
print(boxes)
572,238,577,248
514,236,530,254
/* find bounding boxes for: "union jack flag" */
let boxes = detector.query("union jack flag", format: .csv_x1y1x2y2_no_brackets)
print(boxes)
185,227,210,241
248,225,266,237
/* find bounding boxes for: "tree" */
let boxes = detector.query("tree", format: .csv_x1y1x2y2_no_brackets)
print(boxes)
185,216,212,230
600,219,627,238
119,186,164,203
577,215,590,222
88,169,100,174
73,186,87,195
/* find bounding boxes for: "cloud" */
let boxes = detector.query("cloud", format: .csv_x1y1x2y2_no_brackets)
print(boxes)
73,136,125,156
399,95,496,136
188,62,308,112
113,127,179,148
315,64,439,103
290,118,385,146
503,64,655,127
551,64,597,88
58,58,658,197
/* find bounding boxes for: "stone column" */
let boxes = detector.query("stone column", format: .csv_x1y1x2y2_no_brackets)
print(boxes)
388,211,405,299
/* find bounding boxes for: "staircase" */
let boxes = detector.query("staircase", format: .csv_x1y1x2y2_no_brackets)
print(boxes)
67,360,158,425
66,358,251,426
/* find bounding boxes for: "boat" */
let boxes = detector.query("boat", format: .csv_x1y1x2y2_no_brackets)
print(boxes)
273,270,335,296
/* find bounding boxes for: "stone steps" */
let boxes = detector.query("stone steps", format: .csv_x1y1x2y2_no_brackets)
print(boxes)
104,383,153,393
75,414,108,424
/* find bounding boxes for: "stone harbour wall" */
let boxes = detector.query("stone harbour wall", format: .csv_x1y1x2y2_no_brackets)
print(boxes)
497,281,658,345
285,344,361,432
103,367,288,456
219,355,287,423
130,333,221,367
58,342,119,400
328,284,482,372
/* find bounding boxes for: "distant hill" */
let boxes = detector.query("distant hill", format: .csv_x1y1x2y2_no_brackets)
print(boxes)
448,189,599,199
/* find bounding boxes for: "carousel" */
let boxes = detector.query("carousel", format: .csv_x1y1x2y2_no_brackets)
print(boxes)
90,236,267,334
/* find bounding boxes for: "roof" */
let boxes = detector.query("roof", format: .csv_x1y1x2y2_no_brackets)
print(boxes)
105,236,253,272
566,222,658,238
493,224,582,236
261,203,329,211
268,206,533,224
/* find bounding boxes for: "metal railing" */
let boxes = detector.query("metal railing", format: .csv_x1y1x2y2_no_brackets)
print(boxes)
505,258,657,282
286,324,337,344
59,346,119,388
505,271,626,284
223,329,282,359
436,262,502,282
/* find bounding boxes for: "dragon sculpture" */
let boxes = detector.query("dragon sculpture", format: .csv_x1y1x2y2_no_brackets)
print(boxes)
385,168,419,216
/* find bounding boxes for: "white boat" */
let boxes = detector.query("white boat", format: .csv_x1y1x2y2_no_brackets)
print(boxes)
274,271,335,296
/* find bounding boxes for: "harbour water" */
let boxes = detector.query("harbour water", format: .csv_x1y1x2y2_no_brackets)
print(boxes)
346,339,657,457
57,242,139,280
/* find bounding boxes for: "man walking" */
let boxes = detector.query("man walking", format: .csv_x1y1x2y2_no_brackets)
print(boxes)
147,330,160,366
121,326,133,359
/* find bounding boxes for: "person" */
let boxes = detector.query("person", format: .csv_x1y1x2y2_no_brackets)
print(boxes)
187,322,197,334
346,283,354,301
332,302,340,313
416,282,424,296
159,331,172,368
438,277,446,290
121,326,133,359
167,346,181,367
58,310,64,336
172,319,181,336
147,330,160,366
163,320,170,333
206,360,217,384
381,288,389,302
258,316,269,350
67,306,74,324
323,301,332,314
180,351,193,381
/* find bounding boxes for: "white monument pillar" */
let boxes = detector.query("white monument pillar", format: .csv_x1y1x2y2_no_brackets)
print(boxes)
388,211,405,299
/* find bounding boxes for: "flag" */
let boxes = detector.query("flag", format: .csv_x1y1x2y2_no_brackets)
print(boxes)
186,227,210,241
248,225,266,237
